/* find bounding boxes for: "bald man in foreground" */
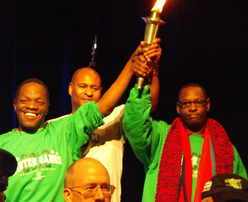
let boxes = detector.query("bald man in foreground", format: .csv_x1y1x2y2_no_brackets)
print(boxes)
63,158,114,202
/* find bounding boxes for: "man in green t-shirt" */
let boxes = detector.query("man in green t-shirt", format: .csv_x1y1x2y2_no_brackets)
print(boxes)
123,77,247,202
0,38,162,202
0,78,108,201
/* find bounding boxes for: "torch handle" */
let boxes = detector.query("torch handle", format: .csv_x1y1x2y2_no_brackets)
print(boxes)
136,43,152,89
137,77,145,90
137,11,164,89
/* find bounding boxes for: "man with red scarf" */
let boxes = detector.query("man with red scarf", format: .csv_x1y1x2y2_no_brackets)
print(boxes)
123,75,247,201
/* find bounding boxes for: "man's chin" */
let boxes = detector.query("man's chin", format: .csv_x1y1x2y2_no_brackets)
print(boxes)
80,100,92,105
20,124,42,133
183,119,201,128
184,120,206,132
188,122,202,129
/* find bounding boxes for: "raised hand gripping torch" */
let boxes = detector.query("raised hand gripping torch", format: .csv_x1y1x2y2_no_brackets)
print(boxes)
137,0,166,89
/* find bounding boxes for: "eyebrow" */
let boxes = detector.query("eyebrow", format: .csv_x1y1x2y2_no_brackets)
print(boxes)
83,182,110,186
179,98,206,102
77,83,101,87
20,95,45,99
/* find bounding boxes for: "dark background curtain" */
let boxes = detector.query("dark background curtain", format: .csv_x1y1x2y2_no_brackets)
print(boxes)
0,0,247,201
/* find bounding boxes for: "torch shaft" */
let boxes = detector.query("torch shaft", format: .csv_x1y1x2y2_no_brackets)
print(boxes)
144,24,159,45
137,11,164,89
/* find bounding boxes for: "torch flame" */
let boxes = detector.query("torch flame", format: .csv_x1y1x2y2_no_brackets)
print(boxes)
151,0,166,13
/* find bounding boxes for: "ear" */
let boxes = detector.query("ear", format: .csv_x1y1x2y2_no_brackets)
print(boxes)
63,188,73,202
68,83,73,96
45,104,49,116
206,98,210,112
13,101,17,112
176,102,180,115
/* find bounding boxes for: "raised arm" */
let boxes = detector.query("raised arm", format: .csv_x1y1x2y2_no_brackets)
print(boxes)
132,38,161,112
97,39,161,116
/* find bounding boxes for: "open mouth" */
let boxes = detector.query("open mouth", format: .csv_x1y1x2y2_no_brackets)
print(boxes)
23,112,39,118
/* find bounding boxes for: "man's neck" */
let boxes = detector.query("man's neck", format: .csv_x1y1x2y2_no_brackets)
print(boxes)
184,124,206,135
16,125,44,133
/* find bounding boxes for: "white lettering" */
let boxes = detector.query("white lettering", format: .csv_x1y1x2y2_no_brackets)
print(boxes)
56,156,62,164
192,156,198,165
32,158,38,166
48,155,55,163
16,158,38,173
39,156,44,163
43,155,49,164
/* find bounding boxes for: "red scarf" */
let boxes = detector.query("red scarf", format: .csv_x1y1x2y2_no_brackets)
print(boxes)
155,117,233,202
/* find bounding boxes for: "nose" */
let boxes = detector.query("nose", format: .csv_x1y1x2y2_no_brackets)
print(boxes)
26,100,38,109
189,102,197,111
84,87,93,97
94,188,105,201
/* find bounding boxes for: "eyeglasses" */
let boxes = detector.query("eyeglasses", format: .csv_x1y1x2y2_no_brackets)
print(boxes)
178,99,207,109
68,184,116,198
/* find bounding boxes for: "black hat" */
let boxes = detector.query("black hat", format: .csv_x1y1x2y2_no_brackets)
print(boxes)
201,174,248,202
0,149,17,177
0,149,17,192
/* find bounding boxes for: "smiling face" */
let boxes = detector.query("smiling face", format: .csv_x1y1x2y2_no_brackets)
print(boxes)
176,86,210,134
14,82,49,133
69,68,102,114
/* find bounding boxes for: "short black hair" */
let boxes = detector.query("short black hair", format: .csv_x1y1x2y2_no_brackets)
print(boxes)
14,78,50,103
178,83,207,100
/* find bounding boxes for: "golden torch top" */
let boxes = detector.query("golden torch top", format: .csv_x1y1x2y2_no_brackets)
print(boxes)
152,0,166,13
137,0,166,89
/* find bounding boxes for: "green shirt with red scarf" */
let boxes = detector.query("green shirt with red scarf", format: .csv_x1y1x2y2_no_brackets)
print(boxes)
123,85,247,202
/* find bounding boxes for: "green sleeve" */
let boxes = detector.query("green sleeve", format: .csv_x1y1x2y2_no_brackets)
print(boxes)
123,85,170,168
68,101,105,160
233,145,247,179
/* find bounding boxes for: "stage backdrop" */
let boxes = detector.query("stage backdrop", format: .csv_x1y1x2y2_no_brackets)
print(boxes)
0,0,247,201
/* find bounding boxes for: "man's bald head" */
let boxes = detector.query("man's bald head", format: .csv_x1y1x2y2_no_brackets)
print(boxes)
63,158,112,202
64,158,110,187
71,67,102,86
69,67,102,114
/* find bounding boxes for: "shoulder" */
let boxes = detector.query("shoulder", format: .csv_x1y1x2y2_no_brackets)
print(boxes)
46,114,71,124
0,129,16,137
77,101,101,115
0,130,18,145
112,104,125,113
154,120,171,130
103,105,125,122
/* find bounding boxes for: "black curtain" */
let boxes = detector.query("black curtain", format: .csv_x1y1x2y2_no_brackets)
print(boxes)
0,0,247,201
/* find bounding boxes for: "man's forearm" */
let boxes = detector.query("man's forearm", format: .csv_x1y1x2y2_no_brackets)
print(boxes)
97,58,133,116
150,75,160,113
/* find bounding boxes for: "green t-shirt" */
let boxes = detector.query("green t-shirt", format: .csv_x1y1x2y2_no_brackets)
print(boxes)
0,101,104,202
190,134,204,200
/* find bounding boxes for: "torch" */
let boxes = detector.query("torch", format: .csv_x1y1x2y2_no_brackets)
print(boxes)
89,35,97,69
137,0,166,89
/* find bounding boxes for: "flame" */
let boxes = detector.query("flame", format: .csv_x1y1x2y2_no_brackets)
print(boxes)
151,0,166,13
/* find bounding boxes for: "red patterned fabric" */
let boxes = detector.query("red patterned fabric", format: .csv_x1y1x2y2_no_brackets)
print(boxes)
155,117,233,202
193,129,212,202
